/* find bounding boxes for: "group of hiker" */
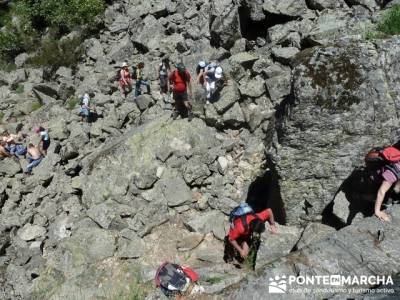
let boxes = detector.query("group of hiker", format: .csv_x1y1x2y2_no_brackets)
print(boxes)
157,143,400,298
118,61,151,98
0,127,50,174
118,58,226,122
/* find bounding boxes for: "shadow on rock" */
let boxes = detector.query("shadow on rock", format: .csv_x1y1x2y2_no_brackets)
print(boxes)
324,167,400,228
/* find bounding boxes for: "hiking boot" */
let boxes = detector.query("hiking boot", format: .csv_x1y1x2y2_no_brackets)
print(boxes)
188,111,194,122
171,111,179,120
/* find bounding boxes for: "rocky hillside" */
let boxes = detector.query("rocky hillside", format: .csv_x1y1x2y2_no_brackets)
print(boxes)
1,0,400,299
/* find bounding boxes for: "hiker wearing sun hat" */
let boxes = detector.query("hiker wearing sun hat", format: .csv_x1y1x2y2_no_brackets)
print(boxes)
118,61,133,98
204,63,224,103
196,60,207,85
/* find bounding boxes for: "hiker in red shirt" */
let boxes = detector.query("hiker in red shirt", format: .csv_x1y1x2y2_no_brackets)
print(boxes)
169,63,194,121
225,208,277,263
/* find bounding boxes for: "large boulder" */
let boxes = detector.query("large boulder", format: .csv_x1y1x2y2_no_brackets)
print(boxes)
227,206,400,299
210,0,241,49
272,39,400,223
262,0,309,17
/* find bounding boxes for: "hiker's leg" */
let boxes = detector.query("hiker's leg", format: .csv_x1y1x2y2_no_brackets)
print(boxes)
26,160,37,173
205,81,211,99
135,81,141,97
119,84,126,98
145,80,151,94
224,236,235,263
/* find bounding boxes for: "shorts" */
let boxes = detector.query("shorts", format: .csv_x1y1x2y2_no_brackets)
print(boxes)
160,75,168,93
42,139,50,151
79,107,90,117
173,91,188,102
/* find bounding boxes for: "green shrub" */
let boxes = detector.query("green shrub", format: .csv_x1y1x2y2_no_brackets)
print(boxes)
15,84,24,94
0,112,4,123
0,30,23,58
0,0,105,63
13,0,106,31
27,34,84,69
0,59,16,72
31,101,43,111
378,5,400,36
66,96,80,110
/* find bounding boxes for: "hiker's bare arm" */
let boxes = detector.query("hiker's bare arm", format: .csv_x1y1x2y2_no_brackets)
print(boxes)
266,208,277,233
375,180,392,221
229,239,246,257
188,81,193,98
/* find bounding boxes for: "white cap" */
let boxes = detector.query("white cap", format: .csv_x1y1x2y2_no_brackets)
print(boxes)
198,61,206,68
215,66,223,79
83,93,90,100
122,62,128,67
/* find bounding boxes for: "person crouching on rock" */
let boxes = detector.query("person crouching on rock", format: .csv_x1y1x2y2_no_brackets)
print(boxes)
169,63,194,121
374,163,400,222
25,143,43,175
119,62,133,98
224,208,277,265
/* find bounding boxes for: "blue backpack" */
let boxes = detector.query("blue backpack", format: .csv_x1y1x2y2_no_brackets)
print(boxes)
229,203,254,231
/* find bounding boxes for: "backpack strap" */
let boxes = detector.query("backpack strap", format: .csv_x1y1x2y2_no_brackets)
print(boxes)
240,215,249,232
385,163,400,181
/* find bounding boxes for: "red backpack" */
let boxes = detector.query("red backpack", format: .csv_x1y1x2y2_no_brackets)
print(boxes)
365,146,400,165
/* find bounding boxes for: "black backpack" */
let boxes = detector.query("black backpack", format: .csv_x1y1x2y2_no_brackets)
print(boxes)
131,66,137,80
155,263,190,297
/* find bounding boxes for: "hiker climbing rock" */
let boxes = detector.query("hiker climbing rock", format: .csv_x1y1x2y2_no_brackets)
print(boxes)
169,63,194,121
196,60,207,85
135,62,151,97
158,58,171,97
203,63,223,103
78,93,96,123
25,143,43,175
35,126,50,156
118,62,133,98
155,262,204,299
224,203,277,266
366,146,400,222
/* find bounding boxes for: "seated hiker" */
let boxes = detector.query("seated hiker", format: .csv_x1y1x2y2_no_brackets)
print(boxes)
0,141,11,160
1,130,26,144
135,62,151,97
5,143,27,158
158,58,171,96
25,143,43,175
34,126,50,156
204,63,224,103
155,262,204,299
195,61,207,85
78,93,95,123
119,62,133,98
169,63,194,121
224,203,277,265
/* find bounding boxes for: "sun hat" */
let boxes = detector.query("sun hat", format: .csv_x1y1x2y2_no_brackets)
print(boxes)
215,66,223,79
